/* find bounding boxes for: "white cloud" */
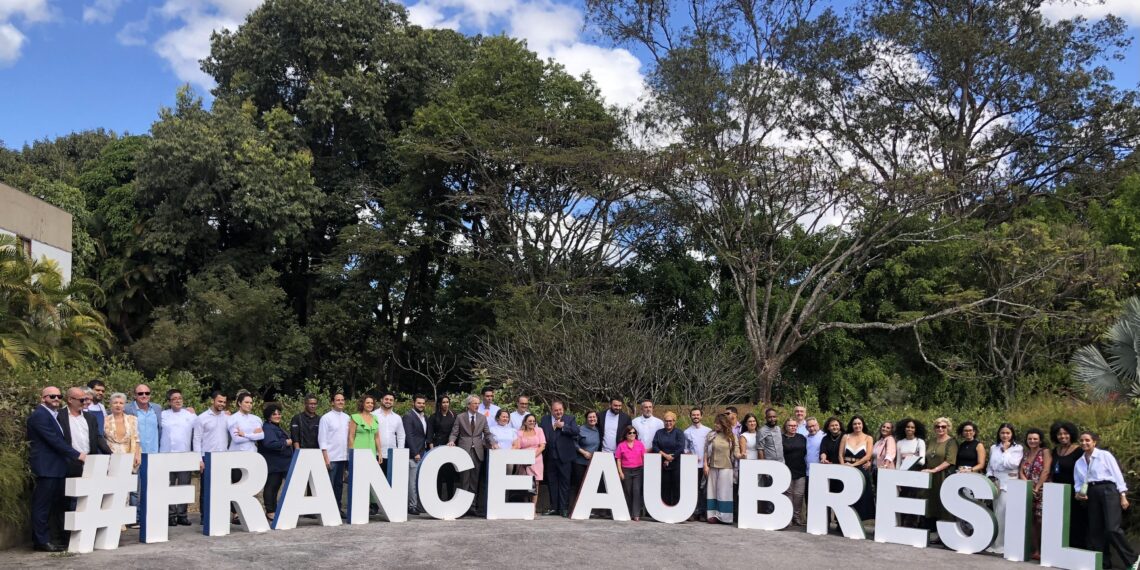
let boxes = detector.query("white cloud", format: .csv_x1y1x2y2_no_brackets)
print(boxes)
0,0,48,65
0,22,24,65
83,0,126,24
407,0,646,109
1041,0,1140,27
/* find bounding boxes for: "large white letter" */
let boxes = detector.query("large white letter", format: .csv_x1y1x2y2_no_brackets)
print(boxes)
64,454,136,553
348,448,409,524
874,469,931,548
202,451,269,536
737,459,793,530
417,446,475,520
642,454,699,523
937,472,997,554
805,463,866,539
1040,483,1099,570
570,452,629,521
139,452,199,543
485,448,536,520
998,478,1033,562
271,449,343,530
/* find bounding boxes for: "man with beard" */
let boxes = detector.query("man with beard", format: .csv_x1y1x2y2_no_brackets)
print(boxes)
402,394,433,515
289,394,321,451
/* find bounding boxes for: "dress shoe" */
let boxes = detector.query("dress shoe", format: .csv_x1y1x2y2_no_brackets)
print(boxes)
125,523,140,530
169,516,178,526
34,543,64,553
177,516,191,526
542,509,559,516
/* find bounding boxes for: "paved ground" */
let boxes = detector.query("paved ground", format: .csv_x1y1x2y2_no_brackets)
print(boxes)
2,515,1025,569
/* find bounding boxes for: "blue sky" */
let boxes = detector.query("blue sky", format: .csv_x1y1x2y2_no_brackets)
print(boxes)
1,0,1137,149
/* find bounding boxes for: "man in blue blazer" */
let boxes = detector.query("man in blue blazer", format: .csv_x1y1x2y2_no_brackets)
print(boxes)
27,386,83,552
540,401,579,517
402,395,433,515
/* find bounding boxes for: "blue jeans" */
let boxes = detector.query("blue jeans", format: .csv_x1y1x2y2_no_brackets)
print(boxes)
328,461,347,512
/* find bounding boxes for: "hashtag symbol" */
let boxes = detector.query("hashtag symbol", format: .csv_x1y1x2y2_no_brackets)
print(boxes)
64,453,137,553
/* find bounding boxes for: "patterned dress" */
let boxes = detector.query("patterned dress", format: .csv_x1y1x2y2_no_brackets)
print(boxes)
1020,448,1047,518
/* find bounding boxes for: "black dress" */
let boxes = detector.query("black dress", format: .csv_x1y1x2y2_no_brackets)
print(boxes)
1052,446,1087,549
958,439,980,471
821,434,843,494
430,411,457,500
844,446,876,520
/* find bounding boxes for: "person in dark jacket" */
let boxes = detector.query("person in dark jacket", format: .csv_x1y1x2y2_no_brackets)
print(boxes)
403,394,433,515
651,411,687,507
429,396,457,500
27,386,82,552
258,404,294,516
540,401,579,516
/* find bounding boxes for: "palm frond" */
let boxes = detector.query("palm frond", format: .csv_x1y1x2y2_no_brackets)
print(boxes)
1072,344,1125,397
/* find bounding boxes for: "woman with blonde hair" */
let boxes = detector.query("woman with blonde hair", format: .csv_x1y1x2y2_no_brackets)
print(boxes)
923,416,958,540
704,412,737,524
104,392,141,471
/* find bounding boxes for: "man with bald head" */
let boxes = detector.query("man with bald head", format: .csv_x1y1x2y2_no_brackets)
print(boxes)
27,386,82,551
57,387,110,476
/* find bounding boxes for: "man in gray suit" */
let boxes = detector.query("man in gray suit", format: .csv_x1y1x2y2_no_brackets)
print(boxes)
448,395,497,516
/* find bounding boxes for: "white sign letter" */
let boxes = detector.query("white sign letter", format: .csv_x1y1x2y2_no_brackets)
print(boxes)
272,449,343,530
570,452,629,521
937,472,997,554
485,448,536,520
417,446,475,520
873,469,931,548
139,452,198,543
738,459,793,530
1040,483,1099,569
348,448,409,524
202,451,269,536
806,463,866,539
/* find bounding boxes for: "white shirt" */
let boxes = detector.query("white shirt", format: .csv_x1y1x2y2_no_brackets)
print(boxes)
489,423,518,450
684,424,712,462
226,412,264,452
602,411,621,452
509,410,529,430
1074,447,1128,493
193,409,231,458
160,408,196,452
632,415,664,449
986,443,1024,491
319,410,350,462
68,412,90,454
371,408,405,452
895,438,926,469
477,403,500,419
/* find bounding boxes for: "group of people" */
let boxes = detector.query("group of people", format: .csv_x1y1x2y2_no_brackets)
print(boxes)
26,384,1138,569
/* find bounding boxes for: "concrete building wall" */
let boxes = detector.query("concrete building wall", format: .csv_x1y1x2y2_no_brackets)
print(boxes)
0,182,74,282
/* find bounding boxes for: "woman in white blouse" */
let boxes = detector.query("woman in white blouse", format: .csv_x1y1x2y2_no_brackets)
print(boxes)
489,409,518,450
894,418,926,470
986,423,1023,555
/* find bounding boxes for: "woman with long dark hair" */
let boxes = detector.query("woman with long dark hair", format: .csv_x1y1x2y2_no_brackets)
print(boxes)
1050,420,1086,549
985,423,1022,555
1075,430,1138,569
429,396,457,500
840,415,875,521
1020,427,1052,560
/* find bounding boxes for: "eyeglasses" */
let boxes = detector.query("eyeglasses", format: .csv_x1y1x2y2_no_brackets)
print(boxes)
935,425,948,429
136,391,150,396
44,394,62,400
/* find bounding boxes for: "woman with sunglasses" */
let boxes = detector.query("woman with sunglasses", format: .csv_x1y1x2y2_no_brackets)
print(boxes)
922,416,958,542
704,412,738,524
615,425,647,520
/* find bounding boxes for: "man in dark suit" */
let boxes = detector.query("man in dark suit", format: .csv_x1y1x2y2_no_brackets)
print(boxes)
27,386,82,552
57,387,112,477
448,395,497,516
596,397,631,454
540,400,580,517
402,394,433,515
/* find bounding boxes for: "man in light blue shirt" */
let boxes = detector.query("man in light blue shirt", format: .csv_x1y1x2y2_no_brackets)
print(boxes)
124,383,161,526
684,408,712,522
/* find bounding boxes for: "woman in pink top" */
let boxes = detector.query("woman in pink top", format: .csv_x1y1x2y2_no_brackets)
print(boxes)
615,426,647,521
514,413,546,504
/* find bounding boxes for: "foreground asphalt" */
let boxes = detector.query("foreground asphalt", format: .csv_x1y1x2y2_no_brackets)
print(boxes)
2,515,1025,569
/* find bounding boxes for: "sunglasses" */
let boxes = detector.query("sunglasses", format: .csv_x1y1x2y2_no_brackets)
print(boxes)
44,394,62,400
136,391,151,396
936,425,948,429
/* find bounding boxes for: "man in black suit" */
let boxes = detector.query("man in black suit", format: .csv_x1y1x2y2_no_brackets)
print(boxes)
540,400,580,517
57,387,111,477
596,397,631,454
402,394,433,515
448,395,497,515
26,386,82,552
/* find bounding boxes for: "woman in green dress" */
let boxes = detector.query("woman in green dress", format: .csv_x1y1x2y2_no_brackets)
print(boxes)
348,395,382,463
922,416,958,540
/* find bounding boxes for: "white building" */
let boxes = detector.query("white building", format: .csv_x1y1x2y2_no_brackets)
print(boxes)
0,181,73,282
